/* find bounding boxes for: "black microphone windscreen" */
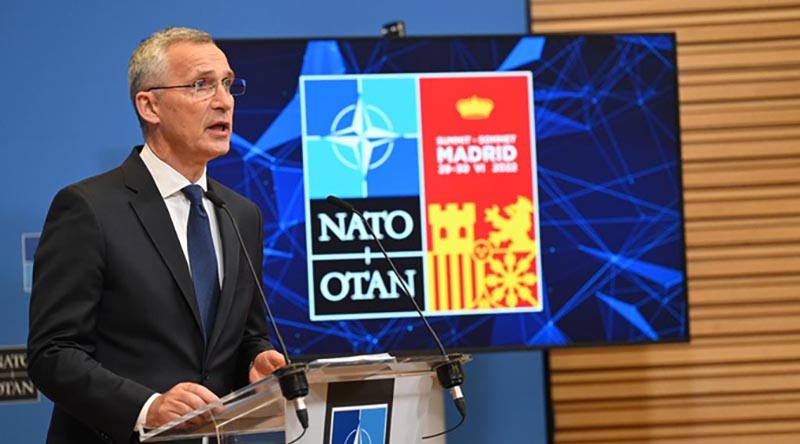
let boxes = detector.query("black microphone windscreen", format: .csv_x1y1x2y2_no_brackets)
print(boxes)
326,195,354,212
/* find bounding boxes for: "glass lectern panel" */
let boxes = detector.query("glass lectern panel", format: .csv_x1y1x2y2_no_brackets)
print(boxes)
140,354,469,442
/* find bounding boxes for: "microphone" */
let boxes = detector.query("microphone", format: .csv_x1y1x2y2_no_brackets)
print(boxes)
325,195,467,438
205,189,309,434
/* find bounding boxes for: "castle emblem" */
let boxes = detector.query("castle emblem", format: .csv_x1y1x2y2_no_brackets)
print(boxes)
427,196,540,312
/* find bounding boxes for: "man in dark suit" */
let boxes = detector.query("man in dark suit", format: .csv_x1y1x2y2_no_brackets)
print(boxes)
27,27,286,444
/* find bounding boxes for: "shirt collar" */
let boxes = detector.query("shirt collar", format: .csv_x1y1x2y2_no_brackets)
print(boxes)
140,144,209,199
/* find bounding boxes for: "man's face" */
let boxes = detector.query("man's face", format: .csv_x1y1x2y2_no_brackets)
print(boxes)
154,42,235,166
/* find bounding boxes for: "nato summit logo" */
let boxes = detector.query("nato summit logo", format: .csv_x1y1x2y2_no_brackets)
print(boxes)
300,75,420,200
22,233,40,293
329,405,388,444
300,74,427,321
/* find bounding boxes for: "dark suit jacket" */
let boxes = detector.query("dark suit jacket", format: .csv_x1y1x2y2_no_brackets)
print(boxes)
28,147,275,444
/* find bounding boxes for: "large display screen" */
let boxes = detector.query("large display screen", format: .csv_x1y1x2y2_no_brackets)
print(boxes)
211,34,688,358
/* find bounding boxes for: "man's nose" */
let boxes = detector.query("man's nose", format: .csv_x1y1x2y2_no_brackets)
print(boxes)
211,83,234,109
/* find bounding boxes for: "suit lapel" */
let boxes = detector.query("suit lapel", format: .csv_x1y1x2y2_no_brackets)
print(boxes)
207,182,241,354
122,148,205,338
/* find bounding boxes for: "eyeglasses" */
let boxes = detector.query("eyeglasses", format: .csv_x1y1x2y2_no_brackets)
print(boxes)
146,78,246,99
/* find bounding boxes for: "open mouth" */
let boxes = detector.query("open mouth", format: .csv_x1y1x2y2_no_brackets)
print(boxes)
208,122,231,134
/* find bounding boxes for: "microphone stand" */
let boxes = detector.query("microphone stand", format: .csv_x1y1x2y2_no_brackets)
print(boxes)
205,190,309,443
325,195,467,438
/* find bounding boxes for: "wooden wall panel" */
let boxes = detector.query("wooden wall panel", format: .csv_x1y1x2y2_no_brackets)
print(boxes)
532,0,800,442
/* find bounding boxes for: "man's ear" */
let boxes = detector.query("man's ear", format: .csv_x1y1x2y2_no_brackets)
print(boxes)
135,91,160,126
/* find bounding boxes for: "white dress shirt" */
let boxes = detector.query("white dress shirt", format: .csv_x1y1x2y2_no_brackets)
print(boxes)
135,144,225,434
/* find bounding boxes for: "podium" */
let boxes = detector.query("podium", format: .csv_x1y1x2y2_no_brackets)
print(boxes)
140,354,469,443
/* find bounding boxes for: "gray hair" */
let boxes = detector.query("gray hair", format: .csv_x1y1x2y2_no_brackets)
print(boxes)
128,27,214,126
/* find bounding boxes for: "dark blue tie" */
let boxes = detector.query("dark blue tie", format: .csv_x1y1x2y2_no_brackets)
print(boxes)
181,185,220,343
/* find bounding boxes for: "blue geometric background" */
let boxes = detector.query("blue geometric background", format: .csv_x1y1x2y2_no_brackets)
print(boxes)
211,34,688,357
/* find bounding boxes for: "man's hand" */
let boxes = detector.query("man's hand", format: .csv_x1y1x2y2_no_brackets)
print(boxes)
146,382,220,429
249,350,287,384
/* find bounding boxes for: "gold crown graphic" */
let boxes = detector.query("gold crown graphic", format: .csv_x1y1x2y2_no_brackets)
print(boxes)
456,95,494,120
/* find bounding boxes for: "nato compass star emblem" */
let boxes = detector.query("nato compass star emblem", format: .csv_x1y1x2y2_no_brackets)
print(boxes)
325,96,399,197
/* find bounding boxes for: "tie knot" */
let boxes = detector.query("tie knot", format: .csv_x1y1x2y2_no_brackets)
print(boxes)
181,184,205,206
